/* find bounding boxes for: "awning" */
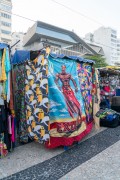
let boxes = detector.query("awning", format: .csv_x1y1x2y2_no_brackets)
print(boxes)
0,43,9,50
11,50,30,64
11,50,95,65
49,53,95,64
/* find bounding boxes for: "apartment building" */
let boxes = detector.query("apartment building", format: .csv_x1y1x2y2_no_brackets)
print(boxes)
117,39,120,64
0,0,12,44
85,27,120,65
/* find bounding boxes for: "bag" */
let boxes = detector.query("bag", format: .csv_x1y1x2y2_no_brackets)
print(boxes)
100,114,120,128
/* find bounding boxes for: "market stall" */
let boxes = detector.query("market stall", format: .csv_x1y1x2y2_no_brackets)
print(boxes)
0,43,14,158
11,48,97,149
96,67,120,128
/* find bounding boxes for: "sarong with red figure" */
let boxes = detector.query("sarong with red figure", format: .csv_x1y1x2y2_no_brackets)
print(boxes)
46,57,93,148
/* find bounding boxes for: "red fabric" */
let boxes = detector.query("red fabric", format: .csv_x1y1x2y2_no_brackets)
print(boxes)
62,87,81,118
103,86,110,92
45,122,93,148
0,143,8,157
11,116,15,142
50,116,86,133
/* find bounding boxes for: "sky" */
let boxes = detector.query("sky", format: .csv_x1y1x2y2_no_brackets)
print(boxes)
12,0,120,38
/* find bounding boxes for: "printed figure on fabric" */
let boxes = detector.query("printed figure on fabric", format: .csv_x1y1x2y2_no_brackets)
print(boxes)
25,51,49,142
77,63,93,123
55,65,82,120
48,57,86,138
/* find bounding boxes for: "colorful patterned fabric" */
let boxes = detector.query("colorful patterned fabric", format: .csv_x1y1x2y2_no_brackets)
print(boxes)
99,72,120,98
0,48,11,104
25,52,49,142
0,133,8,158
48,57,86,141
13,64,28,143
96,108,120,118
93,69,100,129
77,63,93,123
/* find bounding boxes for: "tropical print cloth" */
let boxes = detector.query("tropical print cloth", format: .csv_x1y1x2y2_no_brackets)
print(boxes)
77,63,93,123
48,56,87,141
13,63,28,143
25,51,49,142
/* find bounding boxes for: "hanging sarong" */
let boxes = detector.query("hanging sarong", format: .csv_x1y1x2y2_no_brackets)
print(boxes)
13,63,28,143
77,63,93,123
25,52,49,142
46,56,92,148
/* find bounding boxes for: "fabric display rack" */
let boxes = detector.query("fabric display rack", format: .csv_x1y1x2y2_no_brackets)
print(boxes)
10,48,98,150
96,67,120,128
0,43,14,158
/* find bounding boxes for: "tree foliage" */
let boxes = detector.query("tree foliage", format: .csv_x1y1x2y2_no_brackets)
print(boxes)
85,55,108,68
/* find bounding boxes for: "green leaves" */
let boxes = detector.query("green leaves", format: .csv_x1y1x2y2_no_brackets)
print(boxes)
85,55,108,68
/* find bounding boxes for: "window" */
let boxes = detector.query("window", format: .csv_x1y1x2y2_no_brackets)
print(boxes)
1,37,11,42
111,34,117,38
1,30,11,34
111,29,117,34
111,57,114,60
0,4,12,12
1,13,11,19
111,39,116,43
1,21,11,27
111,43,116,47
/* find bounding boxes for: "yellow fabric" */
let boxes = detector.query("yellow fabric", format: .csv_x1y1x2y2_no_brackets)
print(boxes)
46,47,50,55
0,49,7,82
106,66,120,70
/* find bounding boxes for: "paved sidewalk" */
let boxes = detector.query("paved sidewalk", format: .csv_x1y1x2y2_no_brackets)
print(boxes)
61,140,120,180
1,126,120,180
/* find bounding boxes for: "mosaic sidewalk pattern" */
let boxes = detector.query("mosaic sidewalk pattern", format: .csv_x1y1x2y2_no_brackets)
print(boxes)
61,140,120,180
2,126,120,180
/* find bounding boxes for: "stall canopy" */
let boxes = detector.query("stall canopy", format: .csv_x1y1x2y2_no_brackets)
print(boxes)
11,50,30,64
11,50,95,65
0,43,9,49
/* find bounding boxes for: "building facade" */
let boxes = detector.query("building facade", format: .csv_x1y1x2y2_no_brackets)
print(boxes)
11,32,25,55
117,38,120,64
0,0,12,44
23,21,102,57
85,27,120,65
